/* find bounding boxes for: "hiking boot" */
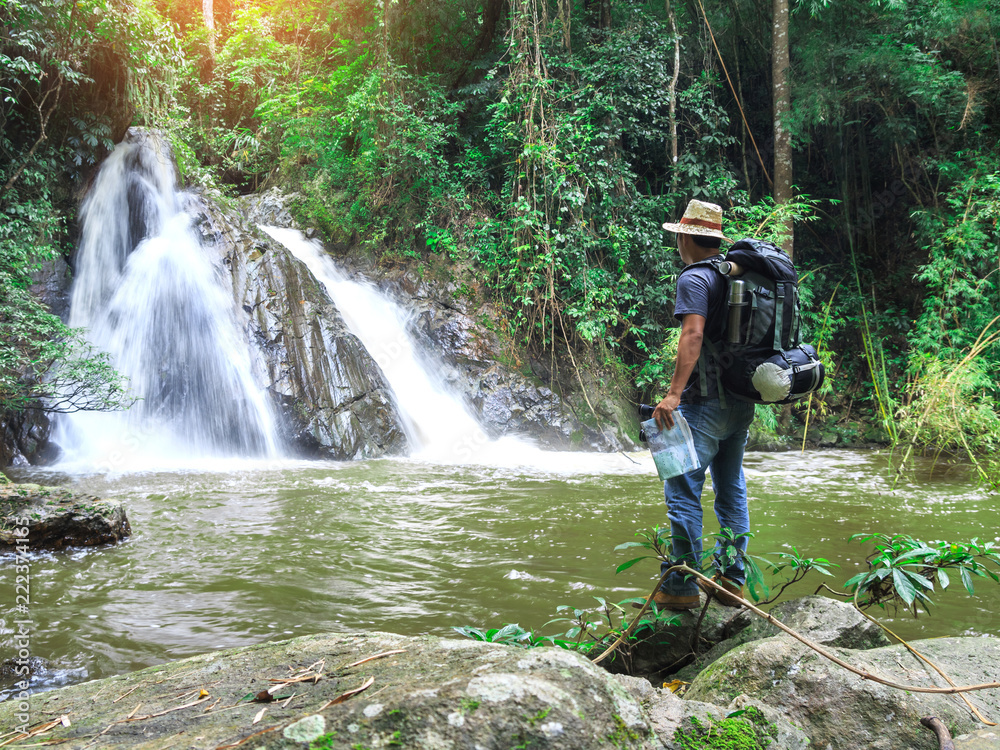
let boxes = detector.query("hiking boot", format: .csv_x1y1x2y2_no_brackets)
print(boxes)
697,574,744,608
633,590,700,611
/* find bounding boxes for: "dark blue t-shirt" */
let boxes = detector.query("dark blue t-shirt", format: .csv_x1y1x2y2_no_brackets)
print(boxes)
674,258,728,401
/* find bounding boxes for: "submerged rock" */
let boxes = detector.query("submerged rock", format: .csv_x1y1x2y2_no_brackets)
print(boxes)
0,483,130,550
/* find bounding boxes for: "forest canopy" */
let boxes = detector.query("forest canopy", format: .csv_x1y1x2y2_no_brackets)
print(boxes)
1,0,998,457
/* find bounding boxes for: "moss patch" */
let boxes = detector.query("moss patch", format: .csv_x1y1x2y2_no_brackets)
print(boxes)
672,707,777,750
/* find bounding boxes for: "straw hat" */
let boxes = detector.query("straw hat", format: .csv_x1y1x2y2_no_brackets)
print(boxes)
662,200,730,242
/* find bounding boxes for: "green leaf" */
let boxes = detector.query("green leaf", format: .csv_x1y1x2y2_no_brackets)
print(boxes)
960,566,975,595
936,568,950,590
892,568,917,605
893,547,936,563
906,570,934,591
843,572,868,589
615,556,650,574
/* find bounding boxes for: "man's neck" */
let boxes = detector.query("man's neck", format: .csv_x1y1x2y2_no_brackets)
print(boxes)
682,247,722,266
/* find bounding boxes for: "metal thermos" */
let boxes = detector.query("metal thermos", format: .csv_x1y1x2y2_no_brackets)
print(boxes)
727,279,747,344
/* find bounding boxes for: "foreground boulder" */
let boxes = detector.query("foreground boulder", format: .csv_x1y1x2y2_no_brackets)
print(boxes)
0,630,816,750
0,483,130,550
4,595,995,749
620,594,997,749
685,628,1000,749
1,631,664,749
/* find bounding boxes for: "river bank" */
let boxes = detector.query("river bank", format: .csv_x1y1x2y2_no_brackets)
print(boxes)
2,595,998,749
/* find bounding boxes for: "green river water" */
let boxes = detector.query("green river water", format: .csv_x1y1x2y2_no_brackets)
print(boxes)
3,448,998,697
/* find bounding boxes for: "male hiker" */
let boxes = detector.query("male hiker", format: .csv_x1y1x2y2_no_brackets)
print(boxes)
651,199,755,610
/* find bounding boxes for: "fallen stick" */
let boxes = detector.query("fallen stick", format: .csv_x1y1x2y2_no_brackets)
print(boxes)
318,676,376,710
214,725,278,749
343,650,406,669
598,564,1000,696
116,696,211,723
920,716,956,750
112,685,141,704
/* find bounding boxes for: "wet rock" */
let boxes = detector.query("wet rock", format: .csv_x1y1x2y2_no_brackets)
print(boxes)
29,252,73,321
191,190,408,460
0,410,55,468
0,631,666,749
602,597,752,678
685,632,1000,750
0,483,130,550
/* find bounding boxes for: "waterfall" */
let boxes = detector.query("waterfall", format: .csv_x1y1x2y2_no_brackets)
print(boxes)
55,131,280,470
265,225,601,466
260,226,500,462
261,227,641,472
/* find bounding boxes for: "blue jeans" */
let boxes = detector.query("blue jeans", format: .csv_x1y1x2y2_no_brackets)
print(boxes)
660,398,755,596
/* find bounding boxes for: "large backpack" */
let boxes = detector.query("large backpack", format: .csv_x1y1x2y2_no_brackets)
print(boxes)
682,238,825,405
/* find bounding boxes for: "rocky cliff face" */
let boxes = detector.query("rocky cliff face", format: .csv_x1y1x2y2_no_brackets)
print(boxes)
191,192,408,460
396,273,638,451
0,410,52,467
245,188,640,453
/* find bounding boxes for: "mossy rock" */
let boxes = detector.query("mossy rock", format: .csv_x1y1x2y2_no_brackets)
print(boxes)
0,631,663,749
671,706,777,750
0,482,130,550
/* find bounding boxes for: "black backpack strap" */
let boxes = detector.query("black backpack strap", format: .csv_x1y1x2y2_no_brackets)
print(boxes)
700,338,727,409
679,256,728,407
678,256,726,277
791,286,801,346
773,282,786,350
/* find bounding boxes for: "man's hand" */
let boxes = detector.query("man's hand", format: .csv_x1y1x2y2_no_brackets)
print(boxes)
654,392,681,430
655,312,705,431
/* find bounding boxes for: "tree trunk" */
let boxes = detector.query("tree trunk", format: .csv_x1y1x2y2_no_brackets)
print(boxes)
772,0,793,257
202,0,216,60
584,0,611,40
557,0,572,52
666,0,680,189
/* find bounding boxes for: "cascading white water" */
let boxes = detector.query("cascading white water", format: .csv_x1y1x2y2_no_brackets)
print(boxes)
55,132,280,471
260,225,497,463
258,226,644,472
